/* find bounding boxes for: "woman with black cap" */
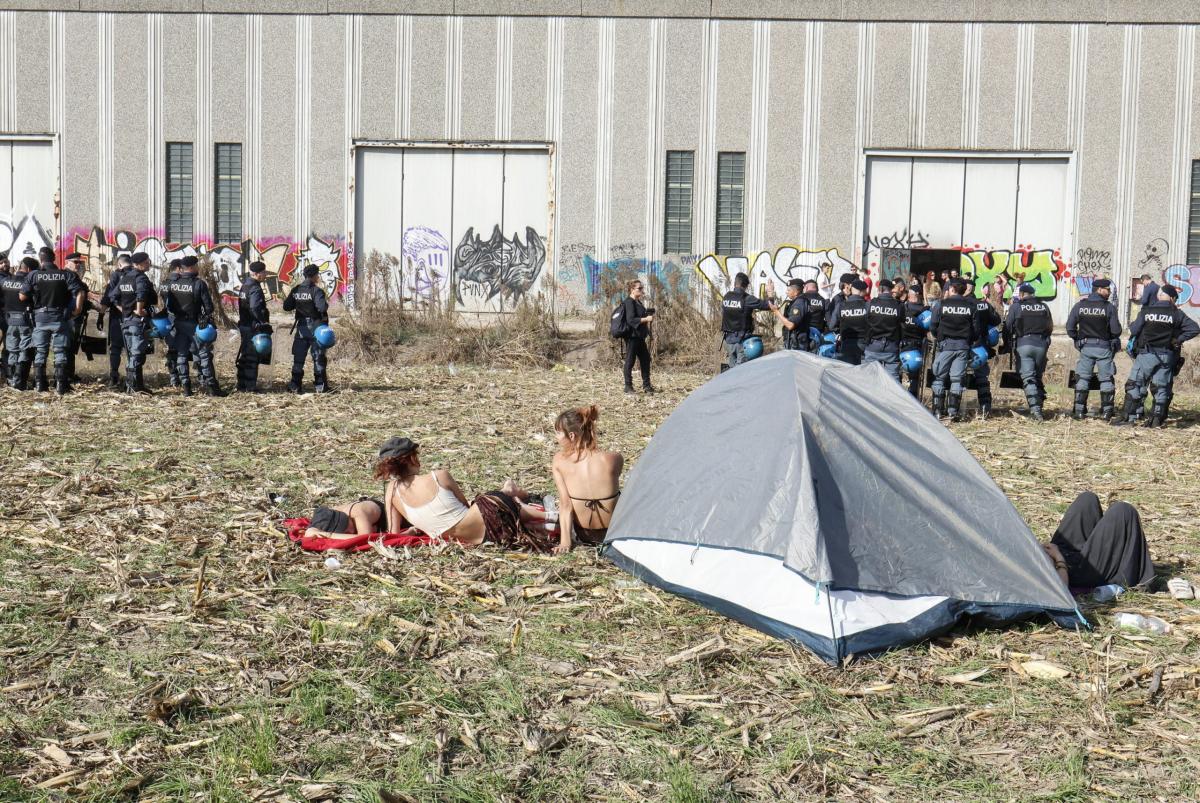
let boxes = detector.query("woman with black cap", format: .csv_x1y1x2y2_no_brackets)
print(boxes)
375,436,553,551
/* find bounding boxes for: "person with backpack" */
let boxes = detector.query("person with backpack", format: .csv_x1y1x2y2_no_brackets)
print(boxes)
612,279,655,394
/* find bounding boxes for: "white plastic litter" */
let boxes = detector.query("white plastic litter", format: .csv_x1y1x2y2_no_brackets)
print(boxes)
324,557,342,570
1113,612,1170,634
1092,584,1124,602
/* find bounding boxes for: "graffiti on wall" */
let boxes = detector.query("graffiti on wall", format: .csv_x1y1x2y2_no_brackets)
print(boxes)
866,228,930,254
0,213,54,259
1072,246,1111,294
695,246,855,300
957,246,1067,299
1137,238,1169,275
1163,264,1200,317
401,226,450,308
452,225,546,311
67,225,351,301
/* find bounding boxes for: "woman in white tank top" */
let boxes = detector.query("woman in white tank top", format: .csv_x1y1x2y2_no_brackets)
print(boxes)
374,436,553,551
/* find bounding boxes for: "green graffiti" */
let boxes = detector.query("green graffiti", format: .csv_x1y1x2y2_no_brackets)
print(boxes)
959,249,1063,299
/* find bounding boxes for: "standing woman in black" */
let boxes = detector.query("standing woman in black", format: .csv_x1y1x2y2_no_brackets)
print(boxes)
621,279,655,394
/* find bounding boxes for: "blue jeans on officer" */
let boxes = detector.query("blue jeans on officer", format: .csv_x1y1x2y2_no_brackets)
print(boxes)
1073,343,1116,419
1015,342,1049,415
290,317,328,392
862,339,900,380
1116,350,1176,426
31,309,71,392
5,313,33,388
931,347,969,419
171,319,216,391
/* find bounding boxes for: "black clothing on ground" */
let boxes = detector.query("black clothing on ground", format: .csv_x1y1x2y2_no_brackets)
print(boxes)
1051,491,1154,589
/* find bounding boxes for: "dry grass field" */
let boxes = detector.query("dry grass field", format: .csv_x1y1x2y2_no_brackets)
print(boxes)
2,356,1199,802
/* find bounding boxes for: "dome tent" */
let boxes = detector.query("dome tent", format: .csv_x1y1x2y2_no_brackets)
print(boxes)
603,350,1081,665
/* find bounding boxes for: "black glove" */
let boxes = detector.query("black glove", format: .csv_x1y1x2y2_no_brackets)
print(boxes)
1073,339,1081,350
997,342,1012,355
1110,338,1121,353
96,313,105,331
254,322,273,335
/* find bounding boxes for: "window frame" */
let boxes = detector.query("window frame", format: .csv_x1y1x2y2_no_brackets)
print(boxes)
663,150,695,254
715,151,746,256
214,142,243,244
165,141,194,243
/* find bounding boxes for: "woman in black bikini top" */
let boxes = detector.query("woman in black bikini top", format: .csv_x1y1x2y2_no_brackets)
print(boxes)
307,496,386,537
551,405,624,553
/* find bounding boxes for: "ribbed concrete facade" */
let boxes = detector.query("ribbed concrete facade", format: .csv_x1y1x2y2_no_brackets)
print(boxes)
0,2,1198,320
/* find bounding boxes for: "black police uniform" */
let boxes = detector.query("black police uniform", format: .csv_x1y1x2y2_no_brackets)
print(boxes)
237,276,271,391
283,279,330,392
165,272,221,395
1115,299,1200,426
64,273,92,383
900,300,928,397
1065,291,1122,419
159,271,182,385
114,268,157,392
968,296,1002,414
20,263,84,393
719,287,770,370
780,295,811,351
862,290,904,379
0,264,9,380
1003,296,1053,419
929,295,976,420
830,295,868,364
2,267,33,388
100,266,130,387
804,291,828,336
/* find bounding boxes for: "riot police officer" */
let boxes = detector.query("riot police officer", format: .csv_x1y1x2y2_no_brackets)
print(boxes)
0,252,10,382
829,279,869,364
862,278,904,379
719,272,772,371
165,255,224,397
802,279,828,340
114,252,157,394
2,256,34,389
897,282,928,397
237,261,271,392
929,278,977,421
1113,284,1200,427
770,279,811,351
1065,277,1121,420
826,272,856,326
99,254,133,389
159,258,184,387
963,279,1001,418
63,252,91,385
19,254,85,394
283,264,331,393
1002,282,1053,421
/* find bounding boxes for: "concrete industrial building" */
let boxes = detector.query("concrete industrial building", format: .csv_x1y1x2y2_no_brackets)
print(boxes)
1,1,1199,322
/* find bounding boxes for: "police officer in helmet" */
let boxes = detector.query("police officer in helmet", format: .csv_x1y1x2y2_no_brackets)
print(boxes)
283,264,331,393
166,255,225,397
862,278,904,379
18,250,85,394
114,252,158,394
769,279,811,351
929,278,977,421
237,261,271,392
896,282,928,397
829,279,869,364
98,254,133,389
1002,282,1053,421
718,272,772,371
1113,284,1199,427
1065,277,1121,419
2,255,35,389
963,278,1001,418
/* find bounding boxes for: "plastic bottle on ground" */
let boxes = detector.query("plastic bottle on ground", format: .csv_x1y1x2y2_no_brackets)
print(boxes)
1113,612,1171,634
1092,584,1125,602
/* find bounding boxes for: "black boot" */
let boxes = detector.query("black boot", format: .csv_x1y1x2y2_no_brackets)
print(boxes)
1099,391,1115,421
133,366,153,395
1147,402,1167,428
1072,390,1088,420
18,361,31,391
203,381,227,398
181,379,193,397
1030,406,1044,422
931,392,945,418
54,364,69,395
978,399,992,419
1111,394,1140,426
313,371,329,394
35,365,49,392
108,371,122,390
288,371,302,393
947,393,962,422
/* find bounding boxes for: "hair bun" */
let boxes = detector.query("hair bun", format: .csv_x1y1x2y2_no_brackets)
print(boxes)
580,404,599,425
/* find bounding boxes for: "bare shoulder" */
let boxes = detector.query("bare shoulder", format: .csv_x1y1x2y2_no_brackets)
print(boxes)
433,468,457,485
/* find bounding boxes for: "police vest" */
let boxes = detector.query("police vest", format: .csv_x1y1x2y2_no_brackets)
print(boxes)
901,302,927,341
720,290,755,334
866,295,903,342
27,268,73,311
936,298,974,341
2,274,28,314
836,297,869,338
1137,308,1180,351
782,298,809,349
289,285,324,320
238,280,264,325
1073,298,1112,340
804,293,827,331
116,272,156,316
167,276,204,320
1013,299,1052,338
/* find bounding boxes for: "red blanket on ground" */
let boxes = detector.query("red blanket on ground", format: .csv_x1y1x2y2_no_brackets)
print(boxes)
284,518,437,552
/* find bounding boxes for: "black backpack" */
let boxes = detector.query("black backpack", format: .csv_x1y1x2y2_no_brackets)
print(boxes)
609,301,632,338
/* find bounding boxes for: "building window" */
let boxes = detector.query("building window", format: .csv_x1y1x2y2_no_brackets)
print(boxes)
214,143,242,243
715,151,745,256
1188,160,1200,264
166,142,193,243
664,151,694,253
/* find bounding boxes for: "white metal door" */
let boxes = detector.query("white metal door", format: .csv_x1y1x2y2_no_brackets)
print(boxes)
0,139,57,261
400,149,454,309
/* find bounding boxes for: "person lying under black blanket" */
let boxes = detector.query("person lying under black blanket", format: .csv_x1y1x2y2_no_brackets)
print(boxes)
1040,491,1155,590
